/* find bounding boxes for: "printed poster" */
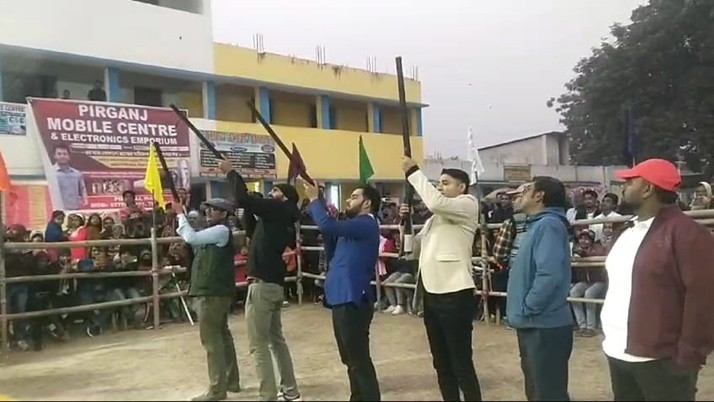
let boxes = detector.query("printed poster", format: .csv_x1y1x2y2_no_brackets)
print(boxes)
199,130,276,179
29,98,191,212
0,102,27,136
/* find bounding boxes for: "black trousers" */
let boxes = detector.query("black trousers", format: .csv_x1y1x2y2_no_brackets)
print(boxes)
332,303,381,401
607,357,699,401
489,269,509,318
516,326,573,401
424,289,482,401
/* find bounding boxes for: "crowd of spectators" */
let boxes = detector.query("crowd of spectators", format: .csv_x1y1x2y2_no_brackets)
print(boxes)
4,182,711,352
2,189,199,351
484,182,713,338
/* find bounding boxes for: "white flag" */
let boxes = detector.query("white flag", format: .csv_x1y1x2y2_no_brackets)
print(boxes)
467,126,485,183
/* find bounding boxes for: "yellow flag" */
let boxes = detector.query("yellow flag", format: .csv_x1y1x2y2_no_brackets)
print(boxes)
144,142,166,207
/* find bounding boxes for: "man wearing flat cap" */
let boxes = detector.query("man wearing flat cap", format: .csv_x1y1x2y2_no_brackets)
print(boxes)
601,159,714,401
219,159,302,402
174,198,241,401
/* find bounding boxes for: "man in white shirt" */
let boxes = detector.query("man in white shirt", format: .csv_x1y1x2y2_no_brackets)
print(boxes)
591,193,621,241
601,159,714,401
400,157,482,401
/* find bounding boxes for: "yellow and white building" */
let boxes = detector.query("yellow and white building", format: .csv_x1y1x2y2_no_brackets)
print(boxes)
0,0,426,215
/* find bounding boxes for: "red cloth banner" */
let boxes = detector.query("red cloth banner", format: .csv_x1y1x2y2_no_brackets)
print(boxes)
29,99,190,212
3,185,53,231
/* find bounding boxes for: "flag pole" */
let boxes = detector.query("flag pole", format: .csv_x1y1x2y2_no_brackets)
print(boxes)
150,141,194,326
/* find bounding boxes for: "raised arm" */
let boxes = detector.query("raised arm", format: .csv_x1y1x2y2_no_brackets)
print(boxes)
226,170,291,221
405,167,478,223
308,199,375,239
176,214,230,247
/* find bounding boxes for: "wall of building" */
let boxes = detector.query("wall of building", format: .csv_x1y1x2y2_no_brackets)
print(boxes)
334,102,368,132
213,120,423,181
272,99,315,128
479,136,544,165
180,91,204,118
380,106,403,135
0,0,214,73
215,85,253,122
213,44,422,103
422,157,625,186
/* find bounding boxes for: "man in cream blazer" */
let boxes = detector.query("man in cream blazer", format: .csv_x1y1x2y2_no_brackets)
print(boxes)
400,156,482,402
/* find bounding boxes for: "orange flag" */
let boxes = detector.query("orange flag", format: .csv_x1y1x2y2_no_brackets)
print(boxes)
0,149,16,205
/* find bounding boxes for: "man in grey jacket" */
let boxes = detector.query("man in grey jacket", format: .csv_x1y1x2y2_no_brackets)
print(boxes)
506,177,573,401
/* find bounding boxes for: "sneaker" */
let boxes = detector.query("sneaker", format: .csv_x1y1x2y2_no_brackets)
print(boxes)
391,305,405,315
282,301,290,308
190,391,227,401
86,324,102,338
277,390,302,401
383,305,396,314
17,340,30,351
579,328,596,338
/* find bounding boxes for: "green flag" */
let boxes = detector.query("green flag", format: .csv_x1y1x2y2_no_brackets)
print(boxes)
358,135,374,184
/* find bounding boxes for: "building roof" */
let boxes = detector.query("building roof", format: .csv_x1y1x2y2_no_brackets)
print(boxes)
0,43,429,109
478,131,565,151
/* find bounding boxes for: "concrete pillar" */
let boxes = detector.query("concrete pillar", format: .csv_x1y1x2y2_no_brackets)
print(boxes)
372,104,382,133
316,95,331,129
263,180,273,198
104,67,120,103
202,81,216,120
255,87,271,123
367,102,375,132
416,108,423,137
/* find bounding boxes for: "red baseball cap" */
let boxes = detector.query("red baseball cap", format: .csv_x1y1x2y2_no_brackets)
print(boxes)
614,159,681,192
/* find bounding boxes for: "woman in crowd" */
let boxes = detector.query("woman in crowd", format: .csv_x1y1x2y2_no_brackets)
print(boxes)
85,213,103,241
382,258,417,316
690,181,713,210
67,214,88,263
570,229,607,338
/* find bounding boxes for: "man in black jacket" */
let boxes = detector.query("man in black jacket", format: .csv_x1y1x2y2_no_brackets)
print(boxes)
219,159,302,402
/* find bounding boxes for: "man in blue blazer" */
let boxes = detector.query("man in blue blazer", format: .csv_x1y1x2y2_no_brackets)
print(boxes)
303,180,382,402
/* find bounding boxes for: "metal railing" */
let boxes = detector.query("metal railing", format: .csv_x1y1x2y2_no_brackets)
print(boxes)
2,208,713,351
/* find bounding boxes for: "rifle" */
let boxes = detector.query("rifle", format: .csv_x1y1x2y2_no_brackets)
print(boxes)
396,57,414,255
245,100,316,187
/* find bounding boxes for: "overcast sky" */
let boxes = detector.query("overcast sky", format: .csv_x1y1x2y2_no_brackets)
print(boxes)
212,0,647,158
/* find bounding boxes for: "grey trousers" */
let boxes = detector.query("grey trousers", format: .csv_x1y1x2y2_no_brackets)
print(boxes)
245,282,300,401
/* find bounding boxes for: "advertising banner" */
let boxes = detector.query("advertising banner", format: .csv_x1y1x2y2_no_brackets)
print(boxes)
0,102,27,136
199,130,276,179
29,98,191,212
2,185,53,231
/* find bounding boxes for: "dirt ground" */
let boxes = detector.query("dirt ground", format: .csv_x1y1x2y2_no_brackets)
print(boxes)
1,304,712,401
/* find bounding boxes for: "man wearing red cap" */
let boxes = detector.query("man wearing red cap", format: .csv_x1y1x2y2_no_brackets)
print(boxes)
601,159,714,401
